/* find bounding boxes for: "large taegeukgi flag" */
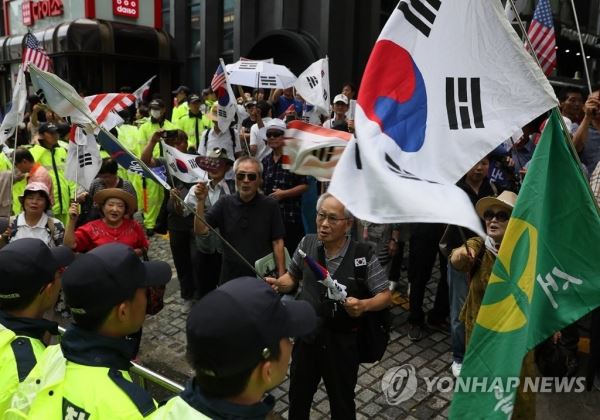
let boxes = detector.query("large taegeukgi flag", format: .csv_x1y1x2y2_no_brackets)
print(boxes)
328,0,556,234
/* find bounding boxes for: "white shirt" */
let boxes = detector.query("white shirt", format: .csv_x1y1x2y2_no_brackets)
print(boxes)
12,213,61,247
250,117,272,162
184,180,233,215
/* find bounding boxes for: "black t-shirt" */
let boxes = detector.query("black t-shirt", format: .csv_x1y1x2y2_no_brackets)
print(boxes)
205,192,285,283
241,117,255,132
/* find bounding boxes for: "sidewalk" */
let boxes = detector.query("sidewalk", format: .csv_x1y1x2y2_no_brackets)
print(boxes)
140,234,600,419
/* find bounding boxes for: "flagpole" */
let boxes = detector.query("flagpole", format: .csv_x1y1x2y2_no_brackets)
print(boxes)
569,0,593,95
7,128,20,216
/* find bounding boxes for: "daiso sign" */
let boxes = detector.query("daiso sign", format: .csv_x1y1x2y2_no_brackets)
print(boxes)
113,0,139,19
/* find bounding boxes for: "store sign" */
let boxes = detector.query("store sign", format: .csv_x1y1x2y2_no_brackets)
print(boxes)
113,0,139,19
22,0,64,27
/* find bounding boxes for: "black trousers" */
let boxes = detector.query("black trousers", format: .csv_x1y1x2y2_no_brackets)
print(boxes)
169,229,197,300
195,251,222,298
284,222,305,257
289,328,359,420
408,223,449,325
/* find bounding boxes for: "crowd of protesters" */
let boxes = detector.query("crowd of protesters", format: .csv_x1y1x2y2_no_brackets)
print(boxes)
0,80,599,419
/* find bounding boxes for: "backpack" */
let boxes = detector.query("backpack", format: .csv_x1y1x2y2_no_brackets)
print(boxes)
353,242,391,363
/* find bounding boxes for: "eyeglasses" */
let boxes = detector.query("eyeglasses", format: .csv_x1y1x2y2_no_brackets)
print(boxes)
483,210,510,222
236,172,258,181
266,131,284,138
316,211,349,225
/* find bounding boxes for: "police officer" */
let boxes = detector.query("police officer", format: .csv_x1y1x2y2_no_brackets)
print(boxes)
14,243,172,418
29,122,71,224
137,99,176,235
0,238,74,413
267,193,392,420
176,93,212,153
171,85,191,124
150,277,317,419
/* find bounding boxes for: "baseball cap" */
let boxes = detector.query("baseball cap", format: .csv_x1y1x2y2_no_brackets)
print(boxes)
188,94,202,103
265,118,287,133
333,94,349,105
19,182,52,208
172,85,190,95
0,238,74,300
62,243,172,315
38,122,59,134
149,99,165,109
244,100,257,108
187,277,317,378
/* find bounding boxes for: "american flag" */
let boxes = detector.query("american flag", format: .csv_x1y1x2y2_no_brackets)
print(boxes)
210,64,226,93
23,32,51,72
526,0,556,76
84,93,135,124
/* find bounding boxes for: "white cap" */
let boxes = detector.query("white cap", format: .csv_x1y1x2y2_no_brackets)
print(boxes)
265,118,287,132
333,94,349,105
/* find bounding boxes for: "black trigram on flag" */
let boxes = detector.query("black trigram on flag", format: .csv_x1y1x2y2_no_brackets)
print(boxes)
311,146,336,163
217,108,228,118
306,76,318,89
35,88,47,104
260,76,278,87
385,154,439,184
445,77,484,130
78,152,93,168
398,0,442,37
239,62,258,70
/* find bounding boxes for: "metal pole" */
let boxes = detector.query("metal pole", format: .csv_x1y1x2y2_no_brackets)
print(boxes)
569,0,593,95
7,128,20,214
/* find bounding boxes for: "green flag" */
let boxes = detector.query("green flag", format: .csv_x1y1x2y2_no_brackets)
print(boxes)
450,109,600,419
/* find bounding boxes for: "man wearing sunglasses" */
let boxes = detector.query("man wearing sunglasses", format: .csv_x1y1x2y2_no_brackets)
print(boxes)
194,156,286,284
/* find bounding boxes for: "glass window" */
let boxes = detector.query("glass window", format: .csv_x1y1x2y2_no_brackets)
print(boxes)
189,0,201,58
223,0,235,55
162,0,171,35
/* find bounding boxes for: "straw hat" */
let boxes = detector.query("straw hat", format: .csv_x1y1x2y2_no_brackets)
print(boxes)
93,188,137,214
475,190,517,219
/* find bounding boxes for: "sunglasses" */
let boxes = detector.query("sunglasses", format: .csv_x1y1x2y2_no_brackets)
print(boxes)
266,131,284,138
483,210,510,222
236,172,258,181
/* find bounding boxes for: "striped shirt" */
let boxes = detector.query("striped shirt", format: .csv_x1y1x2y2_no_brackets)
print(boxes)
288,236,389,295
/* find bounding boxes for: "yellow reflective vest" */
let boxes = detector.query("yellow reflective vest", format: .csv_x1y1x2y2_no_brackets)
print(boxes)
0,323,47,415
148,396,211,419
171,102,189,125
28,145,70,220
176,113,212,151
5,345,157,419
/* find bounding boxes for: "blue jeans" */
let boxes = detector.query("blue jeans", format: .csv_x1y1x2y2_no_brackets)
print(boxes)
447,263,468,363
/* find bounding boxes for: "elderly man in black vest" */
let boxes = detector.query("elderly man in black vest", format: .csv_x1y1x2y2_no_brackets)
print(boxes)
267,193,391,420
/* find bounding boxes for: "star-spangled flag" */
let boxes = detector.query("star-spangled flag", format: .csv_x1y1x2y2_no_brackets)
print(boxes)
162,141,208,184
84,93,134,131
526,0,557,76
133,75,156,105
0,65,27,146
328,0,556,235
23,32,51,72
294,58,330,113
297,249,347,302
282,120,351,181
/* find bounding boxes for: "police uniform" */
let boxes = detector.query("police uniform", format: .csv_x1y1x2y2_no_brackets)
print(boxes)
29,143,70,225
176,112,212,151
137,118,176,230
0,239,73,415
0,314,57,414
171,101,189,125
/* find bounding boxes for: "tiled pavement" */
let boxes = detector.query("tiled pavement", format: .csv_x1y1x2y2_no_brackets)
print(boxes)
139,234,600,419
